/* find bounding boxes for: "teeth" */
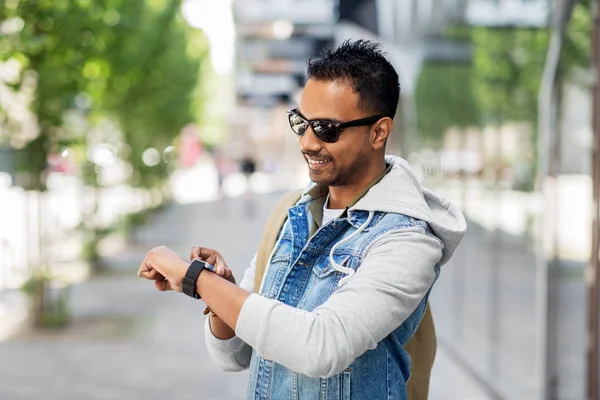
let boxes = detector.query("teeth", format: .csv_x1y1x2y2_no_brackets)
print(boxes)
308,159,327,164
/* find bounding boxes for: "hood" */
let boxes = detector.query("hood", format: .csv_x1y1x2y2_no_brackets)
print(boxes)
302,155,467,266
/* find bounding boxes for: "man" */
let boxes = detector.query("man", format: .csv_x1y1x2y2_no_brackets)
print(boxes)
138,40,466,399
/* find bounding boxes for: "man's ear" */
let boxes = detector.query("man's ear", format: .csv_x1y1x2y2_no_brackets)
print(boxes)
372,118,393,150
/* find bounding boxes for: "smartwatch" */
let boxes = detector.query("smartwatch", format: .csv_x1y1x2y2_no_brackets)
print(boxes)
182,258,215,299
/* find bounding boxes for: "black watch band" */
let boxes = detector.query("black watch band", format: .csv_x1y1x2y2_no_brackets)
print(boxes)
182,259,214,299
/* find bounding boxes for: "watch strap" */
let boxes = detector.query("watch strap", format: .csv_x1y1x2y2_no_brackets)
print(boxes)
182,259,206,299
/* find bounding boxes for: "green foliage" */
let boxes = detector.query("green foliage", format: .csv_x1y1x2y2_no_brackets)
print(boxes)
22,274,71,328
415,11,591,189
415,27,550,146
420,1,591,129
118,207,153,231
415,10,591,144
471,27,549,125
1,1,207,307
562,0,593,79
80,223,115,261
415,62,479,145
98,3,205,187
0,0,206,190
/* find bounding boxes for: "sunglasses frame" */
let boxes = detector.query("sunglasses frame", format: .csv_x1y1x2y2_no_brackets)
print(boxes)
287,108,385,143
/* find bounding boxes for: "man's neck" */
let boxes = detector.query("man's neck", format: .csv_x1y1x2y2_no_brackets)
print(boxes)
327,160,387,209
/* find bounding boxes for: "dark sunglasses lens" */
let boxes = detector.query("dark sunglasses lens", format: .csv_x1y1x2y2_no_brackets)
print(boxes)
289,113,308,136
312,121,338,143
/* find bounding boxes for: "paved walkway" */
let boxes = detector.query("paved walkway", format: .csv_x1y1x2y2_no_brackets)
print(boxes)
0,193,492,399
431,219,586,400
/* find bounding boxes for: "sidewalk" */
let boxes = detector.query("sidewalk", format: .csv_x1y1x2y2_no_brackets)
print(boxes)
0,193,492,399
431,219,586,399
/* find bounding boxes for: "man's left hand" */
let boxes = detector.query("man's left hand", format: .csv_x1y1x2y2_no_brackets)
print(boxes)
138,245,189,292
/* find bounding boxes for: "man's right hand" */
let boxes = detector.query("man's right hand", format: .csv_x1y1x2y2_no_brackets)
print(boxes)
190,246,236,284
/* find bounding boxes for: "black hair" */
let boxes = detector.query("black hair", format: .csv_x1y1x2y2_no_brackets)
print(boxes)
307,39,400,119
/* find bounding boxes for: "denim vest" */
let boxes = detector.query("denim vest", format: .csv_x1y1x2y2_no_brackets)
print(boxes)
246,201,441,400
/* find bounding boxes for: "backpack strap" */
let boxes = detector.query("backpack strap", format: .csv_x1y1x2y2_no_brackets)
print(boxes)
254,189,304,293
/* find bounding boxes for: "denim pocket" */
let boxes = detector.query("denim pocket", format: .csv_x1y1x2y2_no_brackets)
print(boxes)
261,253,292,299
319,369,352,400
312,255,352,279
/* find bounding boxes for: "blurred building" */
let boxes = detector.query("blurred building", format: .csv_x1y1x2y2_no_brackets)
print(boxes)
230,0,337,188
229,0,552,176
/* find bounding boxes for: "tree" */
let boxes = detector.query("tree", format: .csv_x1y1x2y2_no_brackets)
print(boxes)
561,0,592,79
471,27,549,126
98,0,204,189
415,62,479,146
0,0,205,323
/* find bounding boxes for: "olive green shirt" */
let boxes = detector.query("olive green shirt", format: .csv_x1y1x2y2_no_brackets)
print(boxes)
306,163,393,236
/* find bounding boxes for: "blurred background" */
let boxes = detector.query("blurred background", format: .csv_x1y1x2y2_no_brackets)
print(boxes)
0,0,598,399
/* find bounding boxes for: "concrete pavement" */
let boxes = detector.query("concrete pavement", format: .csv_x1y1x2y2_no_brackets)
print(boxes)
0,193,492,399
431,220,587,400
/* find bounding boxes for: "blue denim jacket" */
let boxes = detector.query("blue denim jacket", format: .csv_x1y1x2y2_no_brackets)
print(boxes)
245,203,441,400
204,156,466,400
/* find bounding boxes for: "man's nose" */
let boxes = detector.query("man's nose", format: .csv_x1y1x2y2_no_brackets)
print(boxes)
298,126,323,153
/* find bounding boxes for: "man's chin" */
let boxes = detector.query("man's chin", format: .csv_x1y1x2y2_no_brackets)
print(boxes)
309,172,338,186
309,171,329,185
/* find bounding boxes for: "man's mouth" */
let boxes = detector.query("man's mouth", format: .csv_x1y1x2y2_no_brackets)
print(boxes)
306,157,332,167
307,159,329,165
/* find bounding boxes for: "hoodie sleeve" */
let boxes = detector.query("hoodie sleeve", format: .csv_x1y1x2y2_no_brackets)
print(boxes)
204,254,257,371
234,226,443,378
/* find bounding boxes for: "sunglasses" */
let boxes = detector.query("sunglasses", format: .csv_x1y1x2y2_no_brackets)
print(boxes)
287,108,385,143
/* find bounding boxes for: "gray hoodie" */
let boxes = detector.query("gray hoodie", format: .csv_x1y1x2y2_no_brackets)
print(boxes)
204,155,467,377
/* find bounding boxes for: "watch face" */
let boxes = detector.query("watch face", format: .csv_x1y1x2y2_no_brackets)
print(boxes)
194,258,216,272
204,263,216,272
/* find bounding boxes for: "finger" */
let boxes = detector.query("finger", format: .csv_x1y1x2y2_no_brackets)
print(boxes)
216,267,225,276
139,270,156,280
191,246,214,263
139,260,159,280
223,269,235,284
137,257,151,277
156,278,174,291
155,280,169,291
191,247,220,266
151,271,167,282
146,268,160,280
196,247,220,261
138,265,155,280
190,246,200,261
140,268,164,281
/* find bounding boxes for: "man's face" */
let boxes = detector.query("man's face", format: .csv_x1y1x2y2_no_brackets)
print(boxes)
296,79,375,187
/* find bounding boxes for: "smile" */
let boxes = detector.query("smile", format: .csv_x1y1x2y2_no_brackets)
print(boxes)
306,158,331,168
